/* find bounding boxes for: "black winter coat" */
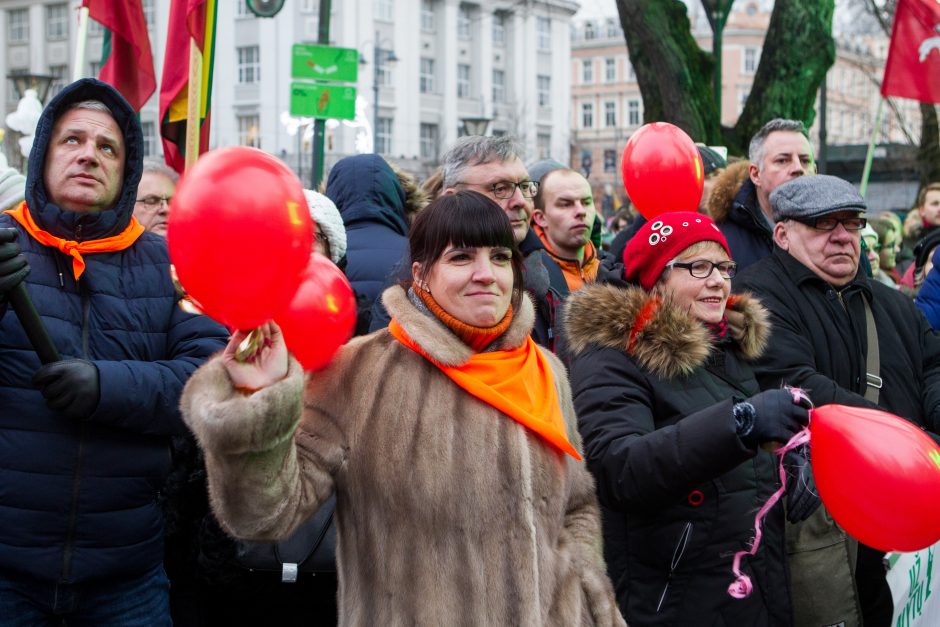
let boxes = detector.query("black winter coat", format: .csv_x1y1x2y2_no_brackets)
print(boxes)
563,281,792,627
0,79,228,584
715,179,773,272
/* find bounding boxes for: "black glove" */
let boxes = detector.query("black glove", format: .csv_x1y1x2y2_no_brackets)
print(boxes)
783,444,822,523
0,228,29,298
32,359,100,420
734,389,809,449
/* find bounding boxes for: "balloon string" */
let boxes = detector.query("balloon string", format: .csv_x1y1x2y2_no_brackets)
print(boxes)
727,386,813,599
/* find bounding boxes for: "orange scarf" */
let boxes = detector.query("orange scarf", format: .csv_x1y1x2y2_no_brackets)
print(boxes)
5,202,145,280
388,318,581,460
412,283,513,352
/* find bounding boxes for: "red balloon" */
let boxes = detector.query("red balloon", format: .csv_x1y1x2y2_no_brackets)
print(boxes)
275,254,357,372
810,404,940,552
168,146,312,329
621,122,704,219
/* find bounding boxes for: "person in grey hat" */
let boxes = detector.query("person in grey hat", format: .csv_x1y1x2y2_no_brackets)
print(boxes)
733,174,940,627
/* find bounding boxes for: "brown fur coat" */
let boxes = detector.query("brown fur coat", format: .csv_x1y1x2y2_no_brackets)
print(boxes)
180,286,624,627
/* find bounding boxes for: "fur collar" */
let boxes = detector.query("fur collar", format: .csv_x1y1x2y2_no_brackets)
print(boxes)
381,285,535,367
707,160,751,223
564,283,769,379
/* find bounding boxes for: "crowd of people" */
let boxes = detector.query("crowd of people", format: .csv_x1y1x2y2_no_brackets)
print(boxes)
0,77,937,626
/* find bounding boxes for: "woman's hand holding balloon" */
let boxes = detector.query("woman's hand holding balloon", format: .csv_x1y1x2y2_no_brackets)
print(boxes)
222,322,289,393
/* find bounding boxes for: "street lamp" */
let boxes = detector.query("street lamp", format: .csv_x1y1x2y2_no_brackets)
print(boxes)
365,33,398,154
461,116,492,137
7,73,55,104
701,0,733,117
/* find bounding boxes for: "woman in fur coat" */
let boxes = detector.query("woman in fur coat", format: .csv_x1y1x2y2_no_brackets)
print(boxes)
564,212,817,626
180,191,624,627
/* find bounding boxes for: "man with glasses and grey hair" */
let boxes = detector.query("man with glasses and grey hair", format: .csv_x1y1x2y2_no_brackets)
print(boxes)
734,174,940,627
709,118,815,270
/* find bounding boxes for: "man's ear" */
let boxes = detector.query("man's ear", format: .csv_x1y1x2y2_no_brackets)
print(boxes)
442,187,457,196
532,209,548,229
773,221,790,250
748,162,760,187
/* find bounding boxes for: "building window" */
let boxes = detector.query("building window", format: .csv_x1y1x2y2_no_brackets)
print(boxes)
48,65,68,98
8,8,28,43
582,103,594,129
457,64,471,98
537,75,550,107
236,2,253,17
46,4,68,40
89,61,102,78
237,46,260,84
238,114,261,148
628,99,640,126
420,123,439,160
537,17,551,51
458,5,471,40
584,21,596,40
301,0,317,13
493,12,506,45
142,0,155,30
537,132,551,159
420,57,435,93
376,117,392,154
421,0,434,32
605,58,616,82
582,59,593,84
377,48,395,87
492,70,505,103
375,0,393,22
141,121,156,156
743,47,759,74
606,19,620,38
88,18,104,36
626,61,636,82
605,101,616,127
737,87,749,114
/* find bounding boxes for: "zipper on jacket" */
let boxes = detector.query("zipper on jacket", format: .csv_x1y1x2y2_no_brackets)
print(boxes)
656,521,693,613
60,422,86,583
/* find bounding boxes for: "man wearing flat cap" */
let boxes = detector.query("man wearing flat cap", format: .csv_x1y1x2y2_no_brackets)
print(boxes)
734,174,940,627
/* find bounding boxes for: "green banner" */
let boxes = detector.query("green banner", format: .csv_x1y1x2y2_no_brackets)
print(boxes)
291,44,358,83
290,82,357,120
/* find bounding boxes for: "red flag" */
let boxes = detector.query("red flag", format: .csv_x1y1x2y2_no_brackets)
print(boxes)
82,0,156,111
159,0,217,174
881,0,940,103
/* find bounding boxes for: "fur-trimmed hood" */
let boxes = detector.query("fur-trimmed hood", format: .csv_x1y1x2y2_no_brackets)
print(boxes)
707,160,751,223
564,283,769,379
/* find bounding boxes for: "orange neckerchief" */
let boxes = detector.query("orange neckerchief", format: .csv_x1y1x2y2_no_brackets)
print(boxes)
412,282,513,352
533,223,599,291
5,202,145,280
388,318,581,460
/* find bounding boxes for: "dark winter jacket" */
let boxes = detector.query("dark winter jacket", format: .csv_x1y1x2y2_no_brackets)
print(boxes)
734,246,940,626
708,164,773,271
564,280,793,627
916,249,940,330
325,154,409,318
0,79,228,585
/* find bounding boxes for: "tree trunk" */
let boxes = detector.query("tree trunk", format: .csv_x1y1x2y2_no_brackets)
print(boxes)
615,0,720,143
919,103,940,187
733,0,836,151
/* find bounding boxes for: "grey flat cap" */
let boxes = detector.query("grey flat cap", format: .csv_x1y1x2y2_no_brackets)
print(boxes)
770,174,866,222
527,158,566,184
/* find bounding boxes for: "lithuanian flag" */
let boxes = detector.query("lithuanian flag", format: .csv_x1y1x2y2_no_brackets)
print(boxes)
159,0,217,174
82,0,155,112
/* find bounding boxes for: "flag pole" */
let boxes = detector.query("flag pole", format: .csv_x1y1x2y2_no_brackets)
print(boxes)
859,97,884,198
73,6,90,81
184,39,203,171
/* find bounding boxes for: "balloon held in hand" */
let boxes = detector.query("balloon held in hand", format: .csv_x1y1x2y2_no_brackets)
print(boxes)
167,146,313,329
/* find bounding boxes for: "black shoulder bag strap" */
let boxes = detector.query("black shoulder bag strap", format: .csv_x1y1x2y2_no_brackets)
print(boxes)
862,297,881,404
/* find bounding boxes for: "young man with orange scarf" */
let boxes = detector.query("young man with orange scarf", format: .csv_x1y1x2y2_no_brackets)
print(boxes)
0,78,227,624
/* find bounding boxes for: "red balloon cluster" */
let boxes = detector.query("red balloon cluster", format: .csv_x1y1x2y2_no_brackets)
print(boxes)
621,122,704,219
168,146,313,329
275,254,357,372
810,405,940,552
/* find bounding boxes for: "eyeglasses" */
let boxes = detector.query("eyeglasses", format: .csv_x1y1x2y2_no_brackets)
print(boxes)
666,259,738,279
460,179,539,199
794,216,867,231
136,195,172,207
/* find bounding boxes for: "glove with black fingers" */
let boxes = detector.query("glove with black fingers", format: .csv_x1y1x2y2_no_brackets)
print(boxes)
783,444,822,523
0,228,29,299
733,389,810,449
32,359,100,420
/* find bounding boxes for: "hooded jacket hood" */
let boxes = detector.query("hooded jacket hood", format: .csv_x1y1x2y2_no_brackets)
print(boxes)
326,153,408,236
25,78,144,240
564,282,769,379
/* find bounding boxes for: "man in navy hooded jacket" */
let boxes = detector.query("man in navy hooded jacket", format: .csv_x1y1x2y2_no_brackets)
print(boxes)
0,79,227,623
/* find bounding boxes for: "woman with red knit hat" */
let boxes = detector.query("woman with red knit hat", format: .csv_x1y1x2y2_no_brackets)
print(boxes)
177,191,624,626
563,211,818,626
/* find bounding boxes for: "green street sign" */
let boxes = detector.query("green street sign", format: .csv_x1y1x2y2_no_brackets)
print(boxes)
291,44,359,83
290,82,357,120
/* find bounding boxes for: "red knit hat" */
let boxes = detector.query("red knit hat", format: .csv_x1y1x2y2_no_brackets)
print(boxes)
623,212,731,290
